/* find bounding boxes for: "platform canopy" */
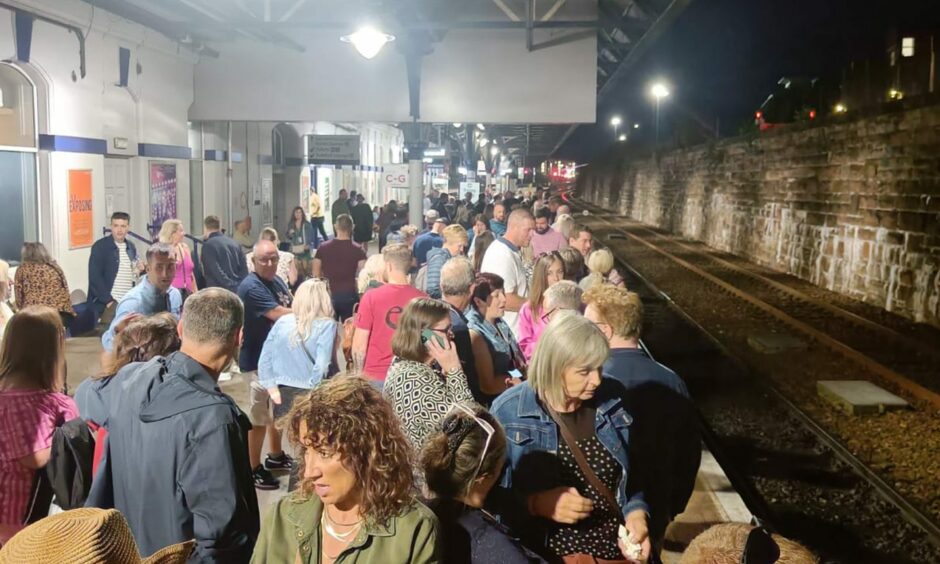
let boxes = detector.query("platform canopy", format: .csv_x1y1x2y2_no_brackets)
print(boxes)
84,0,691,161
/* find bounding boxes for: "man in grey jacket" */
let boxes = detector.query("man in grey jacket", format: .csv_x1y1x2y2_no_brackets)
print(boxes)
85,288,259,562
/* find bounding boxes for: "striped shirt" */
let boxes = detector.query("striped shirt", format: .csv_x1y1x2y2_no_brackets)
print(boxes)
111,241,136,301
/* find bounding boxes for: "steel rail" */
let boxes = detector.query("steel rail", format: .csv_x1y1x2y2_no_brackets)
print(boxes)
575,200,940,410
624,222,940,365
586,211,940,550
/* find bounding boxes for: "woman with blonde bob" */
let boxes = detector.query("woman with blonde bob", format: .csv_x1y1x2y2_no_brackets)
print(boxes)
158,219,198,299
357,253,386,295
579,248,624,292
490,313,651,563
252,376,440,563
259,278,339,420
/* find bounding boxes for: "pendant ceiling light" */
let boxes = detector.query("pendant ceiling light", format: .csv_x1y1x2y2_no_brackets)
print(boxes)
341,26,396,59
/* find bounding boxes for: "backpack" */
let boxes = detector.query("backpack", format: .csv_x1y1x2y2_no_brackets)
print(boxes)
413,264,429,294
45,418,103,510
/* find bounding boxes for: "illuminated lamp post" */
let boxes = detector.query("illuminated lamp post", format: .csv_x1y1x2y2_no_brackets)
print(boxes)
650,82,670,144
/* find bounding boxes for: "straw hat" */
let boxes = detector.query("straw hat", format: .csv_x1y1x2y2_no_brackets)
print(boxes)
0,508,194,564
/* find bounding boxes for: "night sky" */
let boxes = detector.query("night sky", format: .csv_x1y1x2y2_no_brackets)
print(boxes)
557,0,940,161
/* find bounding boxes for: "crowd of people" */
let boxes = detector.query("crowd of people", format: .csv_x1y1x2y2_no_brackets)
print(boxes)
0,186,819,564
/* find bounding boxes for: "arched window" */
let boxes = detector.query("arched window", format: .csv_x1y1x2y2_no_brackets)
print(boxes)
0,63,39,263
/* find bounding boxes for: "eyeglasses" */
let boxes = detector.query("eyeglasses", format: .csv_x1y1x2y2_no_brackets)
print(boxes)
450,403,495,484
540,306,576,324
430,325,454,338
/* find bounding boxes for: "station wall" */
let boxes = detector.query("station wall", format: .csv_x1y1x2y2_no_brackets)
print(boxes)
1,1,405,296
579,104,940,328
0,0,195,295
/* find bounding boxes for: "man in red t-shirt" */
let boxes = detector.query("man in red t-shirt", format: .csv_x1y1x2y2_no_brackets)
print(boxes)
313,214,367,321
352,243,426,384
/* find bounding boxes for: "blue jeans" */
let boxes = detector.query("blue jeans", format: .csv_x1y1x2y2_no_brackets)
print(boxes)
311,217,328,248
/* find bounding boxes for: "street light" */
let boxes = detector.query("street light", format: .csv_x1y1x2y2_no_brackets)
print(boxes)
610,115,622,140
650,81,671,144
340,26,395,59
618,133,627,142
490,146,499,156
633,123,640,129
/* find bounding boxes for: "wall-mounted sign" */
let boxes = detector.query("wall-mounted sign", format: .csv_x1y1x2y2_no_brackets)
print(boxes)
68,169,93,249
308,135,360,164
149,162,177,238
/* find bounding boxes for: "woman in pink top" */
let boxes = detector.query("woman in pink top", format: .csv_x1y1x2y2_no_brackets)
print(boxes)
0,306,77,543
159,219,197,297
516,252,565,360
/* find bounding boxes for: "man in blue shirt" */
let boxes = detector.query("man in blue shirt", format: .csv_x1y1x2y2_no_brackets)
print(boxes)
582,283,699,556
237,239,293,490
101,243,182,352
489,203,507,237
424,224,468,299
413,216,446,267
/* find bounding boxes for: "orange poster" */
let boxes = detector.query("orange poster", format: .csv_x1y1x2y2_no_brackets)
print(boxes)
69,169,93,249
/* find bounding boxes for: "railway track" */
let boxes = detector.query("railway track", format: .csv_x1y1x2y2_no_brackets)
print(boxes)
575,200,940,411
567,197,940,561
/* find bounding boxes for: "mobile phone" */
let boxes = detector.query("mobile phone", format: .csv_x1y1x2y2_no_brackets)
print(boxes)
421,328,446,348
508,368,523,380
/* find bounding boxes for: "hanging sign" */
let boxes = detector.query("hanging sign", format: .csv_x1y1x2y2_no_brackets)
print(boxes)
308,135,361,164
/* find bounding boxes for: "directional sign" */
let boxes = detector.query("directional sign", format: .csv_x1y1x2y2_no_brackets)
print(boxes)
308,135,360,164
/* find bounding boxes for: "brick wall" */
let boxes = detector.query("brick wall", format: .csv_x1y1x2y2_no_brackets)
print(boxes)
579,104,940,328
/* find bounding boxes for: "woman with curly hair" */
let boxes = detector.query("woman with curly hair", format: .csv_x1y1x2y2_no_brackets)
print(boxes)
252,376,440,564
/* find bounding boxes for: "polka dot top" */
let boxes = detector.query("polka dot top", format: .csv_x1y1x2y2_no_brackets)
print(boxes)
547,406,623,560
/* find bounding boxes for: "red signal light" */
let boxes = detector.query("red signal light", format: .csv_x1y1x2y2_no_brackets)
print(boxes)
809,110,816,119
755,111,762,119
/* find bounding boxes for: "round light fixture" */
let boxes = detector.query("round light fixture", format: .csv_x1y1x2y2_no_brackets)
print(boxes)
341,27,396,59
651,83,670,99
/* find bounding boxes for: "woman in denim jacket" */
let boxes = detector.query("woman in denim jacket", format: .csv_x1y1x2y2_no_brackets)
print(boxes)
490,313,650,563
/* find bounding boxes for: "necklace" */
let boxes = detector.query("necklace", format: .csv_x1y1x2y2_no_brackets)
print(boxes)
324,506,362,527
321,512,361,541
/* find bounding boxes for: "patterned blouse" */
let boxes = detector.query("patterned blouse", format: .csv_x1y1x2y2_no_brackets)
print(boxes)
383,358,474,454
14,262,75,316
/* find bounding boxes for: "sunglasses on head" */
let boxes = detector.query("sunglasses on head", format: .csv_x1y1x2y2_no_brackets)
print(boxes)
449,403,495,484
741,526,780,564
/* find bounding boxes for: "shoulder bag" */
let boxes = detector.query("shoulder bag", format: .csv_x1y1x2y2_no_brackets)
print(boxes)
546,407,621,515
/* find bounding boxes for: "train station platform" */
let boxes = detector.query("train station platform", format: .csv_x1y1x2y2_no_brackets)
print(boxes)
63,334,752,562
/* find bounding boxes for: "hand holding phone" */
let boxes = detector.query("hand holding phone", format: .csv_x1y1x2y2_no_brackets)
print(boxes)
422,328,459,373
